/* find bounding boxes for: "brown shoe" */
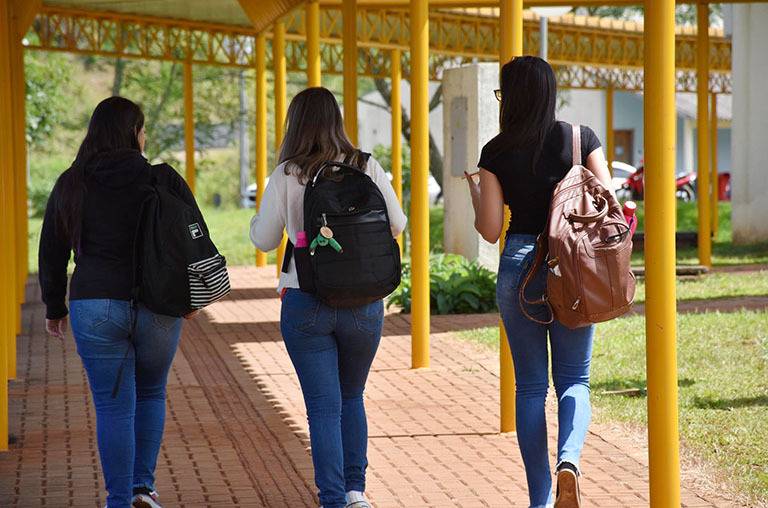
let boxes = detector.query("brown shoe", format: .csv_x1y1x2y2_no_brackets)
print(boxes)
554,468,581,508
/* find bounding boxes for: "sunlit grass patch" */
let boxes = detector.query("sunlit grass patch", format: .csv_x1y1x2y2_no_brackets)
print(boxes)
456,310,768,505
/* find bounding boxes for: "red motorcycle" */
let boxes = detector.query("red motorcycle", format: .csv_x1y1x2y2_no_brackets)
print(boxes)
619,165,697,202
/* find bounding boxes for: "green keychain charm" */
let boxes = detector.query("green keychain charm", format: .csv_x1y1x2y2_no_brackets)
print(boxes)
310,232,342,253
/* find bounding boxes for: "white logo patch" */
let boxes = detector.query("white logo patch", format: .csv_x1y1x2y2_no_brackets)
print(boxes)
189,223,203,239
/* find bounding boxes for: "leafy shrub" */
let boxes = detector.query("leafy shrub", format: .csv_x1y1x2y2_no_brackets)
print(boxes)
387,253,497,314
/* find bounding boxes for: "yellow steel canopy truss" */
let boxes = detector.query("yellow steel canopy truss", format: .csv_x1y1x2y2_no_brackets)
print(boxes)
26,5,731,93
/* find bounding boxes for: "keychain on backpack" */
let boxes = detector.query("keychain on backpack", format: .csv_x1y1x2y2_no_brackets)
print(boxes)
310,215,343,254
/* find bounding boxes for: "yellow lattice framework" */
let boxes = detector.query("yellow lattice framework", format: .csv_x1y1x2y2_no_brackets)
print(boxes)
26,5,731,93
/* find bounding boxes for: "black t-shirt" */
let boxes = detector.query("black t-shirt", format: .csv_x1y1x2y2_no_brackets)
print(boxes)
478,121,602,235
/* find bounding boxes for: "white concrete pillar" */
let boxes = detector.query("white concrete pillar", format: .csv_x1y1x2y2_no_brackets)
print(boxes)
731,3,768,244
683,118,695,174
442,63,500,270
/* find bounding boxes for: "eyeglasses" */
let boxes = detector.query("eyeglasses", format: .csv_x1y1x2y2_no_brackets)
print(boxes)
494,89,502,101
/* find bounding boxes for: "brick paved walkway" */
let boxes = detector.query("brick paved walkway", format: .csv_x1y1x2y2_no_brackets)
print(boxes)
3,266,764,507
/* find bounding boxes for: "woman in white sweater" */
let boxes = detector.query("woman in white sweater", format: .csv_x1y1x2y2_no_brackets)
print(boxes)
250,87,406,508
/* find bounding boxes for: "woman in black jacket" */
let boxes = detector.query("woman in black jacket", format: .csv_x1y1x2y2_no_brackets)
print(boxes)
39,97,201,508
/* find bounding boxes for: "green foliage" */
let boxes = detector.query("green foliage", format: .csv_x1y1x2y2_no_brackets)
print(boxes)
28,156,72,217
430,205,445,253
387,254,497,314
575,4,722,25
25,52,73,152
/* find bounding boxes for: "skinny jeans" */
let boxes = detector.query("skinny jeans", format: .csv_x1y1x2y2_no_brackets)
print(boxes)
496,235,594,508
280,289,383,508
69,299,182,508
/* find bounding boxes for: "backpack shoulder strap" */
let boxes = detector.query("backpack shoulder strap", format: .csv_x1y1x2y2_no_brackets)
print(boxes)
572,124,582,167
281,240,294,274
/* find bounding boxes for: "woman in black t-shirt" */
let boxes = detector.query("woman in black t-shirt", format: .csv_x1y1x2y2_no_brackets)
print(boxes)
465,57,615,508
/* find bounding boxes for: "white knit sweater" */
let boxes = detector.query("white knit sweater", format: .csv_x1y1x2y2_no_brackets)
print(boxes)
249,156,408,294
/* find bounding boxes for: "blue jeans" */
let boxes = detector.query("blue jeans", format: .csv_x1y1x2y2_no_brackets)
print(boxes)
496,235,594,508
280,289,383,508
69,299,182,508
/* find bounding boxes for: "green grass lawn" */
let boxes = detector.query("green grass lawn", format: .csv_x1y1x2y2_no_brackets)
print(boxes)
631,201,768,266
456,310,768,506
633,271,768,303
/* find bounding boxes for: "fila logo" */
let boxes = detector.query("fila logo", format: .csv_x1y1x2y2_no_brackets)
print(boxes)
189,223,204,239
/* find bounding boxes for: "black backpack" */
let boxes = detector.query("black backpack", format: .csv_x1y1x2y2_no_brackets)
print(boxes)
282,151,401,307
133,164,231,317
113,165,230,397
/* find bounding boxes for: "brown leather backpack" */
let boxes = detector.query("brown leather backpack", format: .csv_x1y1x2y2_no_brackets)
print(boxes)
519,125,636,329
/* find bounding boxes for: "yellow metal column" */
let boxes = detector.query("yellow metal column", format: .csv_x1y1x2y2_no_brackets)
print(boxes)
410,0,429,369
342,0,357,144
644,0,681,505
183,60,195,194
255,33,267,267
498,0,522,433
606,85,614,175
306,0,321,87
274,20,288,277
696,3,711,267
10,0,37,336
0,0,14,451
391,49,404,255
2,0,18,382
710,93,719,236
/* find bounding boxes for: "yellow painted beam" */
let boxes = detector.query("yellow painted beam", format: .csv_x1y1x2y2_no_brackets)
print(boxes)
391,48,404,256
498,0,522,434
606,85,614,173
255,33,268,267
183,61,195,194
343,0,357,145
410,0,430,370
644,0,681,505
306,0,321,86
696,3,711,267
28,6,734,94
319,0,767,6
274,19,288,277
710,92,718,236
0,0,14,452
236,0,305,33
10,0,40,39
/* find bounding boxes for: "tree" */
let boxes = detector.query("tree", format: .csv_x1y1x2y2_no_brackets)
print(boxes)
25,51,72,152
372,78,444,195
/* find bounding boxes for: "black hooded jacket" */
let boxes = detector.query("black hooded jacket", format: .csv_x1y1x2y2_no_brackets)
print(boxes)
38,149,198,319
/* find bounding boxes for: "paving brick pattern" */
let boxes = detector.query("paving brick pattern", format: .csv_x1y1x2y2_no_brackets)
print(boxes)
2,266,763,507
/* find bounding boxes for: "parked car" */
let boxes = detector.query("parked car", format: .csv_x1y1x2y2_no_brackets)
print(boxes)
615,162,698,202
242,178,269,209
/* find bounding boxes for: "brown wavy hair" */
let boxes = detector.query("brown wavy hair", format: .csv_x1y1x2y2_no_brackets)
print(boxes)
278,87,366,184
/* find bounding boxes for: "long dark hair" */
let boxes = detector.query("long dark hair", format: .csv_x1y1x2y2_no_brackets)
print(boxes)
56,96,145,249
278,87,364,184
499,56,557,170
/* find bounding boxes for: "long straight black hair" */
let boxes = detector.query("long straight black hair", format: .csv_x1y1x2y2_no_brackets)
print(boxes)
55,96,145,249
499,56,557,171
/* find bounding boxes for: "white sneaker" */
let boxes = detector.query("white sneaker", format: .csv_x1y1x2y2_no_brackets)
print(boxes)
131,487,162,508
345,490,372,508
